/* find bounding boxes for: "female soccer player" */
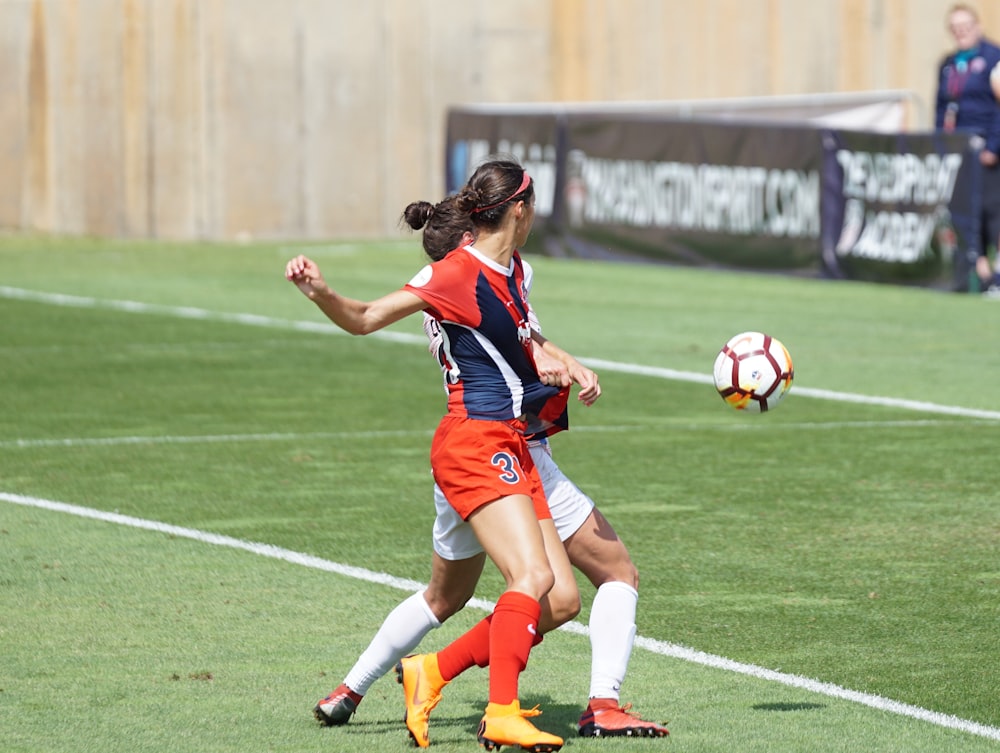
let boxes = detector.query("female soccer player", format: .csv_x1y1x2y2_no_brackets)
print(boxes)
310,168,669,745
287,159,595,751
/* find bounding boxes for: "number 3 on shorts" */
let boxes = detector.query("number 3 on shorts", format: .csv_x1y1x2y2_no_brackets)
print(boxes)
491,452,522,484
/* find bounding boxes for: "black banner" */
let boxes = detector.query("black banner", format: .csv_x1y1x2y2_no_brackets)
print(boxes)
820,130,972,287
556,116,822,270
446,110,563,242
445,107,976,288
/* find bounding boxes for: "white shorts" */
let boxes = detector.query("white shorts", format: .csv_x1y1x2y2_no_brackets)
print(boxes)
432,438,596,561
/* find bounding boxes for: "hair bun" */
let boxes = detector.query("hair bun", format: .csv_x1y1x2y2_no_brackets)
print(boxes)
402,200,435,230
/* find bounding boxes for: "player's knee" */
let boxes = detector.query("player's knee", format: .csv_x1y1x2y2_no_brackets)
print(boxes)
625,561,640,590
510,565,556,602
557,592,582,624
547,580,582,625
606,546,639,590
423,586,475,622
591,556,639,591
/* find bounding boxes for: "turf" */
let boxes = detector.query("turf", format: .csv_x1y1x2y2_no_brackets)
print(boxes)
1,235,998,752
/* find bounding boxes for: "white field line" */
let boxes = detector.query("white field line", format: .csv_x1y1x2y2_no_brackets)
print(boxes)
0,286,423,344
3,285,1000,422
2,490,998,743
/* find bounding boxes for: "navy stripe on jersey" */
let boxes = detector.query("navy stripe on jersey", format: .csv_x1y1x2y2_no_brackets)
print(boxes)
437,270,559,421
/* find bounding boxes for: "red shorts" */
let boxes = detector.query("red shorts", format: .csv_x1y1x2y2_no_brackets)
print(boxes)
430,415,551,522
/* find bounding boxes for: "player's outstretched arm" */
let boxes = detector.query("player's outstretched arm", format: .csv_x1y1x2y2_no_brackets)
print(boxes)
285,254,425,335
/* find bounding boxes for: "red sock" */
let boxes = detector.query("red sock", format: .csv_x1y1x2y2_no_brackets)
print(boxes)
435,612,544,682
488,591,541,705
437,615,492,681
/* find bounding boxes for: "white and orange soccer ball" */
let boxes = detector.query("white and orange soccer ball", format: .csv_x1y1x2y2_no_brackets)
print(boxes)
712,331,793,412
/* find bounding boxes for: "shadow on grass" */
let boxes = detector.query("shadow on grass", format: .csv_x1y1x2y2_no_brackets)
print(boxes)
442,696,583,743
309,694,584,744
752,701,826,712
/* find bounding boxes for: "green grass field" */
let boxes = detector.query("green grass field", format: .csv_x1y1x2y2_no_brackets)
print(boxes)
2,235,999,752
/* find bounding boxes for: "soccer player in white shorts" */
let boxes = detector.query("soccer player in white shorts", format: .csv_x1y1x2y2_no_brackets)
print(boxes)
432,436,592,560
312,260,669,740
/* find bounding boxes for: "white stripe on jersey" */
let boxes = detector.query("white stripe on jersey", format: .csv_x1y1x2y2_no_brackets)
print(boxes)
443,320,526,418
422,254,537,418
521,260,541,334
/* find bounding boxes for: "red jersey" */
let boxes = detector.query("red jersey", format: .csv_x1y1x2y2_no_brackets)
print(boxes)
405,245,568,431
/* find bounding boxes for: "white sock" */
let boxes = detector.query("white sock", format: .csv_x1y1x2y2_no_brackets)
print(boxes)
588,581,638,701
342,591,441,695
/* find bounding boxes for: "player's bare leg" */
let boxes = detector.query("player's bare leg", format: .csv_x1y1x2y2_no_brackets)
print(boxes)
564,508,669,738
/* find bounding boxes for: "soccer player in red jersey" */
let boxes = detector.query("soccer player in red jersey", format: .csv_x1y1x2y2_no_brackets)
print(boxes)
313,216,669,742
287,159,598,751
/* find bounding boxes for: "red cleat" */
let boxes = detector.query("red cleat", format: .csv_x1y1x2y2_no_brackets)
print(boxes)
313,683,362,726
577,698,669,738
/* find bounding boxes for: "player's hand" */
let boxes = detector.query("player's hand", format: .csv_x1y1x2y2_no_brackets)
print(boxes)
285,255,329,299
569,363,601,406
981,150,999,167
534,347,572,387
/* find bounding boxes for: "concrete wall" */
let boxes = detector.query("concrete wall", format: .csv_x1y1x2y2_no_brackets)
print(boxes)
1,0,996,240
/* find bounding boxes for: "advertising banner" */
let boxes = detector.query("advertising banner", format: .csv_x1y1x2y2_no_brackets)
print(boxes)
556,116,822,270
445,107,977,288
445,110,563,243
820,130,972,287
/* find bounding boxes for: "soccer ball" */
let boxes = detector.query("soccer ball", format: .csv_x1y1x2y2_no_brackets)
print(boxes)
712,331,793,412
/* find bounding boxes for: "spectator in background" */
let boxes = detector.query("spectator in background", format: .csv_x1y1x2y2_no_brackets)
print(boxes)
935,3,1000,292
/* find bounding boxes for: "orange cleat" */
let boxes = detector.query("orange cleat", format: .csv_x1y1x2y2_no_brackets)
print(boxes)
477,700,563,752
395,653,448,748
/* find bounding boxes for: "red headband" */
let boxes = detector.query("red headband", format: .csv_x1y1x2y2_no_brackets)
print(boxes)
472,171,532,213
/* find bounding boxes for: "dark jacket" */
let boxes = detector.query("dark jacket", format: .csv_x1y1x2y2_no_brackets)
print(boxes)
935,39,1000,154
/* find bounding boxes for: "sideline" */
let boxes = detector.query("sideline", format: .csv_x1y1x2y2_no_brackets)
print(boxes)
2,490,998,743
3,285,1000,421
